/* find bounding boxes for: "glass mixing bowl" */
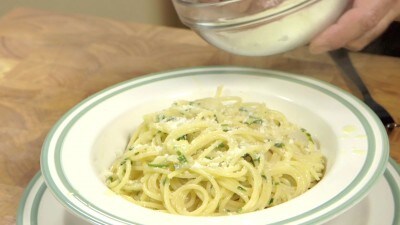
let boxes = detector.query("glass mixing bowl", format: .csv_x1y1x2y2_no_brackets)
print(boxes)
173,0,349,56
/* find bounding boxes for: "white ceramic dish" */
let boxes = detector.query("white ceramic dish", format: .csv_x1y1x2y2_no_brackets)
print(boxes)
40,67,389,225
18,159,400,225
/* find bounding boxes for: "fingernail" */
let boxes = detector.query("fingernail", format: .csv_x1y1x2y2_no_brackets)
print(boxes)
309,44,332,54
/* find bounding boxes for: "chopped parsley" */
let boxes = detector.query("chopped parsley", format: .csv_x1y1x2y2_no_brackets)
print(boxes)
156,114,166,122
274,143,285,148
120,159,130,165
177,151,188,164
237,186,246,192
242,153,255,166
221,124,230,132
214,114,219,123
301,128,314,144
188,101,201,107
244,116,263,125
269,198,274,205
216,142,226,149
177,134,188,141
106,176,115,182
148,163,169,168
239,107,248,112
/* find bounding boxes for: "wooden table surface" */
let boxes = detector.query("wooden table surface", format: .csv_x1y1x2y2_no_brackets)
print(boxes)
0,8,399,225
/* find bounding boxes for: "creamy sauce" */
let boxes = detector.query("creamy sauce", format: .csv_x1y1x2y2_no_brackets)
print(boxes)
342,125,358,134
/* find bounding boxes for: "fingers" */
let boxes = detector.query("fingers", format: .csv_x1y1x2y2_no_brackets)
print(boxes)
309,0,395,54
346,0,400,51
345,12,396,50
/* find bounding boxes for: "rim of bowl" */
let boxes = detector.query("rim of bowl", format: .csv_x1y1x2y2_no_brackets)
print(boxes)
172,0,321,29
40,66,389,225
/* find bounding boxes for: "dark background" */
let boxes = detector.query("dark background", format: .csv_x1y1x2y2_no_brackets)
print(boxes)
363,22,400,58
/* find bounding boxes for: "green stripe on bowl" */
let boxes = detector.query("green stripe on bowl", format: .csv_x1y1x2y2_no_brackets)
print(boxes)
40,66,389,225
16,172,43,225
387,158,400,225
30,183,46,225
18,159,399,225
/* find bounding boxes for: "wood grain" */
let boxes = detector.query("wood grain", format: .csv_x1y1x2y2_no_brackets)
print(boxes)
0,8,399,225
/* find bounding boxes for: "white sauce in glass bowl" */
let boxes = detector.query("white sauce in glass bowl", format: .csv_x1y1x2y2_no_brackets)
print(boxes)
199,0,348,56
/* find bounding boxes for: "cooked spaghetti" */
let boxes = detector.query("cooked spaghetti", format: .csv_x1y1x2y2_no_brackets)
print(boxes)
106,90,325,216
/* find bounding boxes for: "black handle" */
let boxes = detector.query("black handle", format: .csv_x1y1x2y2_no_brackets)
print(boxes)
328,49,373,101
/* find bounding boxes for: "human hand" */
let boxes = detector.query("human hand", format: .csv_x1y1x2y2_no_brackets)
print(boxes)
309,0,400,54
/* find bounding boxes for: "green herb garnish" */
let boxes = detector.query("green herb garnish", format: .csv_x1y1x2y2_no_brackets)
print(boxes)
237,186,246,191
239,107,248,112
214,114,219,123
106,176,115,182
177,151,188,164
269,198,274,205
274,143,285,148
177,134,188,141
148,163,170,168
301,128,314,144
120,159,130,165
156,114,166,122
216,142,226,149
244,116,263,125
165,117,176,122
221,124,229,132
242,153,255,166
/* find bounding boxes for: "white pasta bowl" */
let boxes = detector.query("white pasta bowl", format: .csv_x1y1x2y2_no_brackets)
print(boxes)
41,66,389,225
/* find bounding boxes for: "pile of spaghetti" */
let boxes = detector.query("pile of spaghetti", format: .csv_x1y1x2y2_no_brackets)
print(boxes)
106,92,325,216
